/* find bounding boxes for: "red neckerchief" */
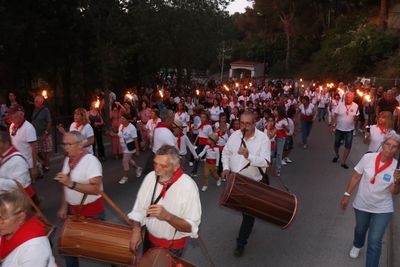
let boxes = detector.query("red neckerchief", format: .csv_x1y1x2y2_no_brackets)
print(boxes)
176,111,183,116
74,122,82,130
11,119,25,131
377,125,387,135
155,122,170,129
158,168,184,198
370,153,393,184
0,146,18,166
68,150,88,171
0,216,46,259
177,133,183,150
196,121,211,131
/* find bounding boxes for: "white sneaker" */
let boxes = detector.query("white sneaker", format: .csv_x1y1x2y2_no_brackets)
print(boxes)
189,162,194,167
201,186,208,192
349,246,360,259
303,144,307,149
136,167,143,178
285,157,293,163
216,179,222,186
281,160,287,166
119,177,128,184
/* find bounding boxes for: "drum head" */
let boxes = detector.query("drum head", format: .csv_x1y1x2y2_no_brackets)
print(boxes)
138,248,173,267
219,172,236,205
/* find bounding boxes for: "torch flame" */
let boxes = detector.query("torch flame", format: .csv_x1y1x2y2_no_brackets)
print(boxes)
196,89,200,96
319,86,323,91
223,85,230,91
356,89,364,97
365,95,371,103
94,97,100,109
159,90,164,98
125,91,133,100
235,82,239,88
249,82,252,87
41,90,48,99
299,78,303,82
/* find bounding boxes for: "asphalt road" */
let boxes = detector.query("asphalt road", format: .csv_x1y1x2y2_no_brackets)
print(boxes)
36,120,393,267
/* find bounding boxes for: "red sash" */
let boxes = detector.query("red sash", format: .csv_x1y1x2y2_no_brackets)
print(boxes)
70,197,105,216
206,159,216,164
0,216,47,259
198,137,208,145
148,233,187,250
158,168,184,198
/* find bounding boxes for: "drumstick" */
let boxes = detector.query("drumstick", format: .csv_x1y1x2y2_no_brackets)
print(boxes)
240,128,247,148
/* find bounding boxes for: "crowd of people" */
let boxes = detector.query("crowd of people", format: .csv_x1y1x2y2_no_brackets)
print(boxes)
1,78,400,267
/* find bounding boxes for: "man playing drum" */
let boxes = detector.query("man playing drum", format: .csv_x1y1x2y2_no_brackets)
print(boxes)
222,110,271,257
128,145,201,257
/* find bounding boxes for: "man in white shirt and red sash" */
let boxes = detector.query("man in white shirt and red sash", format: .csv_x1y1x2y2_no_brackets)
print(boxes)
54,130,104,267
222,110,271,257
129,145,201,257
8,105,39,181
0,132,36,199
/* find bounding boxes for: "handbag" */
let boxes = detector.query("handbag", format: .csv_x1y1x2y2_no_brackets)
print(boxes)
126,140,136,151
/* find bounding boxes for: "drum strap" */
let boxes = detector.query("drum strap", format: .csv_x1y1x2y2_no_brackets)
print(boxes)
240,135,291,192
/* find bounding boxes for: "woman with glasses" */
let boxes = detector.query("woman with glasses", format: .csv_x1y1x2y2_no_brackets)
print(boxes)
0,189,56,266
341,132,400,267
57,107,95,154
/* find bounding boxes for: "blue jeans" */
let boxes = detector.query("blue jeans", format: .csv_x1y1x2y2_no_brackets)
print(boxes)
274,137,286,172
65,211,107,267
353,208,393,267
300,120,313,145
318,107,327,121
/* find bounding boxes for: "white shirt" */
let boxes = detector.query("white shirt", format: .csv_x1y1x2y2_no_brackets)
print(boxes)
62,154,103,205
128,171,202,240
367,126,395,152
334,102,359,131
176,135,197,157
222,129,271,181
353,153,397,213
208,106,224,122
152,126,176,153
174,112,190,134
69,123,94,154
10,121,37,168
145,118,161,143
0,148,31,188
198,145,220,166
287,118,295,136
299,103,314,116
118,123,137,153
1,236,56,267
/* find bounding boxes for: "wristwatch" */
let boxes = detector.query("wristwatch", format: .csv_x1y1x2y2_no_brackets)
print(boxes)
69,181,77,190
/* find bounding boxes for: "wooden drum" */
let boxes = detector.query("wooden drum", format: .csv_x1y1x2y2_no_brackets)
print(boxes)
138,247,196,267
220,173,297,229
58,216,135,266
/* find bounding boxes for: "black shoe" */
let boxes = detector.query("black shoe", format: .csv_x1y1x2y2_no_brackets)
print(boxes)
341,163,349,169
332,157,339,163
234,246,244,257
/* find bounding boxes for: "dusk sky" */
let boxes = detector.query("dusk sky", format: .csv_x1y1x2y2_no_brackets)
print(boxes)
227,0,252,14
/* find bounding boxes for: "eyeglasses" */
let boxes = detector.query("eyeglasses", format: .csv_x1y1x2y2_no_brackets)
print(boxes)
61,142,80,147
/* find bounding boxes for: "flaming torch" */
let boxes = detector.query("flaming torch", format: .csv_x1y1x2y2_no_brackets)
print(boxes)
125,91,133,100
223,85,230,92
356,89,364,98
94,97,100,109
235,82,239,88
41,90,48,100
196,89,200,96
159,90,164,99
